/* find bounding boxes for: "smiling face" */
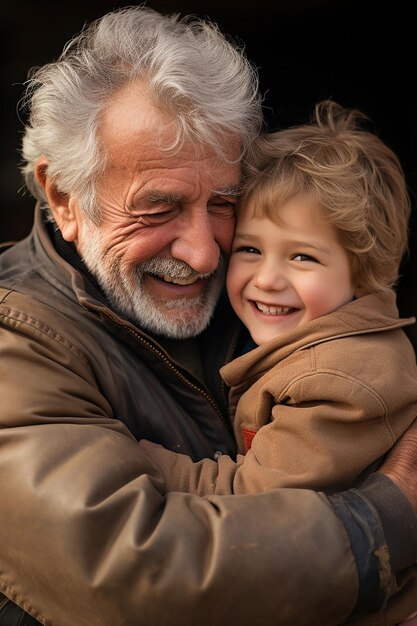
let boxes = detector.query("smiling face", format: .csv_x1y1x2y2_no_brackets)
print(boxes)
226,195,356,346
46,83,241,338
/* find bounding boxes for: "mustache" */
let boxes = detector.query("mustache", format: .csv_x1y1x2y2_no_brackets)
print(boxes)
134,256,224,281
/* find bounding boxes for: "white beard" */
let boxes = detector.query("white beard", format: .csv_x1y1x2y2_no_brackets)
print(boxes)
76,219,225,339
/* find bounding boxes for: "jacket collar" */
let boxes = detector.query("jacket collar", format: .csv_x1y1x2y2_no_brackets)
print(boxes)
31,204,110,307
220,292,416,386
31,203,243,384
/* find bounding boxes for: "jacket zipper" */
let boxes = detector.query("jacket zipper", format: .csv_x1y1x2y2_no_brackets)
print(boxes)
94,305,231,429
220,324,241,412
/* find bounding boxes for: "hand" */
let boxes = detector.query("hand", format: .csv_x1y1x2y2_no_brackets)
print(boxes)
379,418,417,513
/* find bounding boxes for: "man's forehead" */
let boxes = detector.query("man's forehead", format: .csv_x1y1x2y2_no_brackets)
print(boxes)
101,81,243,182
102,80,161,140
104,130,241,182
133,152,241,191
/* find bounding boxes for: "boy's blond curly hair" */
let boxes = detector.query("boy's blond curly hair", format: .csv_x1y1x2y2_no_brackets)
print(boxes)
243,100,410,294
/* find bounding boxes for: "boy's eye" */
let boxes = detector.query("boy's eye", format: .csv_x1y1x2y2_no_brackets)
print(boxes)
234,245,261,255
292,253,318,262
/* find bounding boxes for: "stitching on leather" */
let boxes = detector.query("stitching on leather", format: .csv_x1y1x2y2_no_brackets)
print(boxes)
0,306,89,366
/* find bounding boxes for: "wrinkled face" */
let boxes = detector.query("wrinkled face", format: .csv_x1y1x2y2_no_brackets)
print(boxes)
226,195,356,345
74,85,240,338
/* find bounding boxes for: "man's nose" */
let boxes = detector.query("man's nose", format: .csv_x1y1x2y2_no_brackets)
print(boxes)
170,211,220,274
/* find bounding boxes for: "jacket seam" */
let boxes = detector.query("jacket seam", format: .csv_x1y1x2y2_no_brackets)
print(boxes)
279,369,394,440
0,579,50,626
0,306,89,367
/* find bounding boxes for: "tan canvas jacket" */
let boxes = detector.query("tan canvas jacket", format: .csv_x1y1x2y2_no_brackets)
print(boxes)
145,292,417,496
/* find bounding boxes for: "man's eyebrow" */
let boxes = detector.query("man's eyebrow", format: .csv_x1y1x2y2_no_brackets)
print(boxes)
142,190,182,203
211,184,243,197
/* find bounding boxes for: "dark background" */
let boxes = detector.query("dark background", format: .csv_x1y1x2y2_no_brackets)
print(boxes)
1,0,416,336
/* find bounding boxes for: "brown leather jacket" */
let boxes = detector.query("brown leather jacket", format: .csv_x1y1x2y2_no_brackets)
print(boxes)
0,206,416,626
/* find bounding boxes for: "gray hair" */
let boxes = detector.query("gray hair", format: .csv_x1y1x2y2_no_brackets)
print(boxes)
21,5,263,220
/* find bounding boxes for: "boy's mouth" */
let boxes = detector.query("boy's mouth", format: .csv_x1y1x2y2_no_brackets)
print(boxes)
254,301,298,315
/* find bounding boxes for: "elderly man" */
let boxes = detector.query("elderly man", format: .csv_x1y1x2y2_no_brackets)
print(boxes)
0,6,416,626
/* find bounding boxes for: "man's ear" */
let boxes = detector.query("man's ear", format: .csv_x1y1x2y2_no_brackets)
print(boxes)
35,157,79,242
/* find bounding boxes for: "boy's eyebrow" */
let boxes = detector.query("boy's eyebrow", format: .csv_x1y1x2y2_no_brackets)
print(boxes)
290,239,332,254
233,232,260,240
233,232,333,254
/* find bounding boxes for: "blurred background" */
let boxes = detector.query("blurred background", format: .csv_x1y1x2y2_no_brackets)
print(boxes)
1,0,416,329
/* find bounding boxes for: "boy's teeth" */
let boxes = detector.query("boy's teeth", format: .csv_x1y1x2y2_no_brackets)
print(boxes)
255,302,293,315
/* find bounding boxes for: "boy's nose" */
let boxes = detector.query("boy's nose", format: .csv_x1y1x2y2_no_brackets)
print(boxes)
254,263,288,291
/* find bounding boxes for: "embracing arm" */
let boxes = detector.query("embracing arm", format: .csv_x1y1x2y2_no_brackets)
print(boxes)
140,370,417,496
339,423,417,623
374,421,417,572
0,308,415,625
4,424,415,626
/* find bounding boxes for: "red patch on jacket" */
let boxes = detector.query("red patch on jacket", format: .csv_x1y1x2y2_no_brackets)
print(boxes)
241,427,257,452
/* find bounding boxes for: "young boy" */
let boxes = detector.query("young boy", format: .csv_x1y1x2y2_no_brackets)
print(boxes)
140,100,417,500
140,100,417,623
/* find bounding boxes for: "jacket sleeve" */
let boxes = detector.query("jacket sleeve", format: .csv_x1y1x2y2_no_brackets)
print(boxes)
140,369,415,496
0,307,407,626
330,474,417,623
